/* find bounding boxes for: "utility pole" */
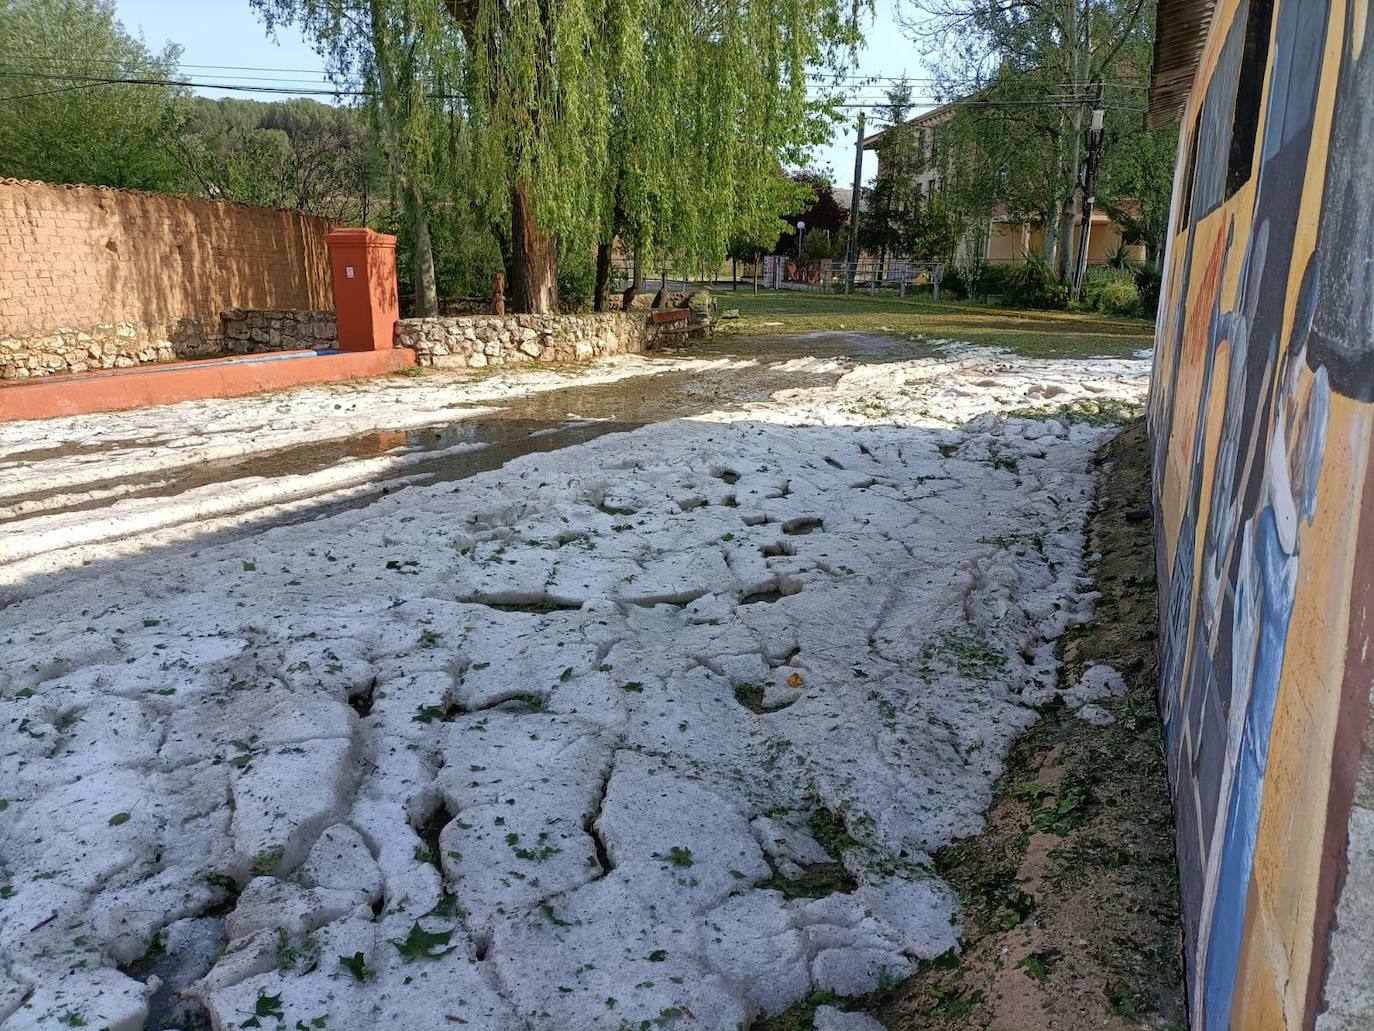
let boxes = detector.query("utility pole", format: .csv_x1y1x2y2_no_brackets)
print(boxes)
1072,81,1106,300
845,111,865,295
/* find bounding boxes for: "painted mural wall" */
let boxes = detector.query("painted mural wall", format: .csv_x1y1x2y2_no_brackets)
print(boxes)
1149,0,1374,1027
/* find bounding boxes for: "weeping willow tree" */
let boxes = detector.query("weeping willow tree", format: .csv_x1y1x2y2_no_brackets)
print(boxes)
441,0,861,312
252,0,456,316
254,0,860,313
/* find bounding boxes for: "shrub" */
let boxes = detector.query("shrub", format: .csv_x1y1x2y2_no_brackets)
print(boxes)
1090,276,1143,317
1005,252,1069,309
1087,250,1163,318
1132,262,1163,316
801,230,842,262
943,259,988,300
1082,267,1143,317
980,262,1013,298
557,251,597,312
1105,244,1136,270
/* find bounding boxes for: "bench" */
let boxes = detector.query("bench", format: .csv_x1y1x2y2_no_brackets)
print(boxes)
648,307,691,345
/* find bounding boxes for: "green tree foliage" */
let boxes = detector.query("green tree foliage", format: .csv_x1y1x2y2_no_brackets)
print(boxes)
724,172,812,286
898,0,1174,278
775,171,847,255
0,0,187,190
2,0,868,316
260,0,859,313
1100,119,1178,266
931,68,1069,245
858,87,957,264
440,0,862,311
252,0,460,315
174,97,384,223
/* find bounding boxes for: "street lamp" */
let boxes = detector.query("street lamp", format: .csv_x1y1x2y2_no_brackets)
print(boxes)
796,220,806,262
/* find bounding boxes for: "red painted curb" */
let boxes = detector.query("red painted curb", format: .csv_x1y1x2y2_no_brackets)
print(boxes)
0,348,417,423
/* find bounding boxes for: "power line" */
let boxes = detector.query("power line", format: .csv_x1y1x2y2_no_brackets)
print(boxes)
0,69,1144,113
3,52,1151,88
0,80,114,102
1,52,930,82
807,71,1148,88
4,57,341,76
816,90,1126,101
0,66,356,87
0,69,378,100
0,69,933,106
834,100,1144,110
807,86,1138,97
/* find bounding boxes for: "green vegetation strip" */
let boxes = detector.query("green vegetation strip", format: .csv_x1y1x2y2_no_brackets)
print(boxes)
718,290,1154,359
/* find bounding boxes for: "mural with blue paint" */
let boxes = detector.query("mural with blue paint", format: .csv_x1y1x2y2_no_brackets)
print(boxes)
1150,0,1374,1026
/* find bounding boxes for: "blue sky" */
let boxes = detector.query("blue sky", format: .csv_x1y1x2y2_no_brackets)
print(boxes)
113,0,930,188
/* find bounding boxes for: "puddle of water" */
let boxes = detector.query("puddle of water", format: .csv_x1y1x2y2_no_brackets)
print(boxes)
0,436,152,466
695,329,925,362
13,333,940,527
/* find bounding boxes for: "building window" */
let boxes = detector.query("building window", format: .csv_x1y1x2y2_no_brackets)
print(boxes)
1225,0,1275,198
1180,109,1202,229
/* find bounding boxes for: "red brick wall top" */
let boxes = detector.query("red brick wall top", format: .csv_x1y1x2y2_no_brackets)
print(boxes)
0,178,334,338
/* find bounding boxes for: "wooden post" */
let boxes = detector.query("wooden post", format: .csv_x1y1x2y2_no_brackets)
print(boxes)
492,272,506,316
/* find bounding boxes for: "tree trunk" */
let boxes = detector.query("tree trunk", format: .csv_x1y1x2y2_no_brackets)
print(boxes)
367,0,436,317
593,239,613,312
1042,207,1059,266
510,180,558,314
1059,0,1094,283
411,188,439,318
1057,105,1084,282
621,240,641,310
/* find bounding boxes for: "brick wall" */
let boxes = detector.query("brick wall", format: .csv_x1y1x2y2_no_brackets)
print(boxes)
0,178,334,376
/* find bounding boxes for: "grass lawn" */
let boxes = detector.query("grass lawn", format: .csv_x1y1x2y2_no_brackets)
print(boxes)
715,288,1155,359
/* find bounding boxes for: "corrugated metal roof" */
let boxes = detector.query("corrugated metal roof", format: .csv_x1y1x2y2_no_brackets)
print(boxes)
1148,0,1217,127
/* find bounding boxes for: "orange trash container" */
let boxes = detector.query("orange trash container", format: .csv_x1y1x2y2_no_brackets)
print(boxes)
325,228,399,352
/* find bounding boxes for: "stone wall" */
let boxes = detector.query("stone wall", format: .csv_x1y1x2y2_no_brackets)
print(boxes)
1,322,211,379
0,177,333,377
396,312,649,369
220,308,337,353
0,308,338,379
